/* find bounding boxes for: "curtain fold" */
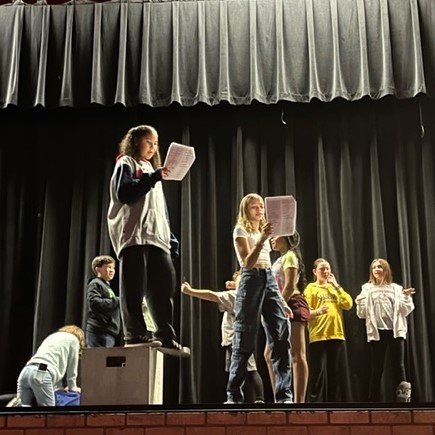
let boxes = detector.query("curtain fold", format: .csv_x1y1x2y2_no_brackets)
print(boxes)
1,0,433,108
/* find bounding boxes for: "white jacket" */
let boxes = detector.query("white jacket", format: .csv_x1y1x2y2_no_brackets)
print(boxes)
355,282,414,342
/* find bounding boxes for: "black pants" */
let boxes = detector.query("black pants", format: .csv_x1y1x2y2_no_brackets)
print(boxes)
368,330,406,402
119,245,176,342
308,339,347,402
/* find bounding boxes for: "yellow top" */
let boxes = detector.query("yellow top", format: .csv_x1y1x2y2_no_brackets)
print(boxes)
304,282,353,343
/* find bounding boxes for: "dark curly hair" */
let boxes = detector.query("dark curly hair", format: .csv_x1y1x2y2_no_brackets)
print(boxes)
119,125,162,169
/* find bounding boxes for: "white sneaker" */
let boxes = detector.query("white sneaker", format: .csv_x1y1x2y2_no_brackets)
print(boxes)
396,381,411,403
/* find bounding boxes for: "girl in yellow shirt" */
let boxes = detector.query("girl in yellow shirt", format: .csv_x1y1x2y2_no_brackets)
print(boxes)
304,258,353,402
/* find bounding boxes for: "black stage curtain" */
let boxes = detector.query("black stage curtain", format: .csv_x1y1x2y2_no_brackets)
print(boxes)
0,95,434,404
1,0,435,108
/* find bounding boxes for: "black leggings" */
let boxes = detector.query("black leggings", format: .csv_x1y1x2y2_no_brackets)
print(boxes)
368,330,406,402
119,245,176,342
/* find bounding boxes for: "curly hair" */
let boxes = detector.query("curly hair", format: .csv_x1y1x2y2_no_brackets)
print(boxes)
58,325,86,349
119,125,162,169
236,193,267,232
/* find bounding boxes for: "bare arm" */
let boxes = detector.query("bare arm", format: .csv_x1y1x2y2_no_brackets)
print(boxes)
181,282,221,304
235,223,271,269
282,267,298,302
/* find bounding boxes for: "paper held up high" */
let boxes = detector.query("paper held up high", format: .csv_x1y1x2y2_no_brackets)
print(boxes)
265,195,297,237
163,142,196,181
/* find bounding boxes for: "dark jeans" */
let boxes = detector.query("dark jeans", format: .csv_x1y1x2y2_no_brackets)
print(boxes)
226,268,292,403
119,245,176,342
368,329,406,402
85,329,116,348
308,339,347,402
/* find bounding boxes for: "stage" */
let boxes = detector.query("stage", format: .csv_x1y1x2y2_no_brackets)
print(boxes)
1,403,435,434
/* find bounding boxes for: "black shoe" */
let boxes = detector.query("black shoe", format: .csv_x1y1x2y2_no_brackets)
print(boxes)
124,335,162,348
158,339,191,358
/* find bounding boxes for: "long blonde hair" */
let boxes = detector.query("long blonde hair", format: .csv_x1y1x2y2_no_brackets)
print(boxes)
236,193,267,232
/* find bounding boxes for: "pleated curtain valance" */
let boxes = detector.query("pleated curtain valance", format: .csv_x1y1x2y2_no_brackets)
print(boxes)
0,0,434,108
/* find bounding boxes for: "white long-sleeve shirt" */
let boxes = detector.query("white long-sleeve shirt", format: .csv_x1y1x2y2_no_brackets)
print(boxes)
26,331,80,390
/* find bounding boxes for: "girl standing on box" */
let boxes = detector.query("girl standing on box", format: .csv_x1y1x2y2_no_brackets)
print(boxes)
107,125,189,357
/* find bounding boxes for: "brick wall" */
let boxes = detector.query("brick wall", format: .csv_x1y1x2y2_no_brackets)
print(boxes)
1,409,435,434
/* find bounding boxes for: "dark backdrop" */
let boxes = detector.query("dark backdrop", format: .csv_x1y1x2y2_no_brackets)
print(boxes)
0,95,434,404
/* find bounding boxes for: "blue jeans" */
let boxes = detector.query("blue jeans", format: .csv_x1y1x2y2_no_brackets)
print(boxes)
226,268,292,403
86,330,116,348
17,364,55,406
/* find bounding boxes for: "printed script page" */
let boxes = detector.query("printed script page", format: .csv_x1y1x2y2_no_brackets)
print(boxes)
163,142,196,181
264,195,297,237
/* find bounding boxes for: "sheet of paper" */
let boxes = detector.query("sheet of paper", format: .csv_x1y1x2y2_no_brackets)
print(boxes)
163,142,196,181
264,195,297,237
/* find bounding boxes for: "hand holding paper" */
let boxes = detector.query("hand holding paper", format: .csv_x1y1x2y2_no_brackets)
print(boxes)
264,195,297,237
163,142,196,181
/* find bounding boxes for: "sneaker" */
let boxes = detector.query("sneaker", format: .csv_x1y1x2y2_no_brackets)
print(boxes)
158,340,191,358
224,399,243,404
5,396,20,407
124,335,162,348
396,381,411,403
254,400,265,404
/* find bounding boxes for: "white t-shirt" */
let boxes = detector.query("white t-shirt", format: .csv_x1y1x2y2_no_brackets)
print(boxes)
233,225,271,267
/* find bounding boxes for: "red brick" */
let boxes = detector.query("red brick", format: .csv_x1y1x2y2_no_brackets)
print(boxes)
247,412,286,425
370,411,411,424
267,427,308,435
413,410,435,423
392,425,434,435
7,415,46,428
65,429,104,435
287,411,328,425
46,414,85,427
206,412,246,425
351,427,392,435
186,427,225,435
0,430,25,435
226,427,267,435
307,426,349,435
127,413,166,426
0,416,5,427
105,429,145,435
145,428,184,435
86,413,125,427
166,412,205,426
329,411,369,424
25,430,63,435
